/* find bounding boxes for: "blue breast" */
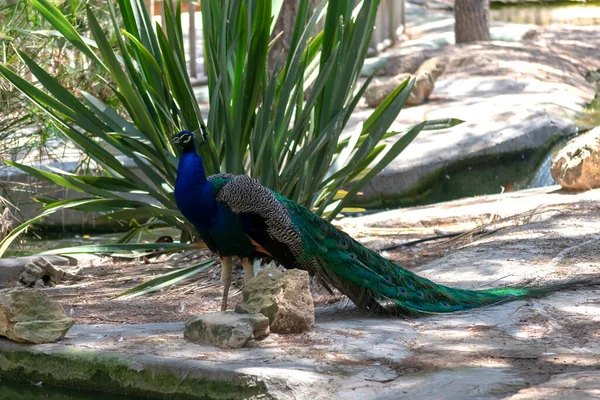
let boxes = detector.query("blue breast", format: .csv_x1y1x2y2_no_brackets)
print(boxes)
174,151,256,257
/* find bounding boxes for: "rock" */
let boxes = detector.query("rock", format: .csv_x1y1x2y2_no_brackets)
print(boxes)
235,269,314,334
551,128,600,191
364,73,412,108
522,29,540,41
507,371,600,399
364,57,445,108
184,311,269,349
0,255,77,268
0,256,77,289
0,288,74,343
408,57,445,105
18,257,67,287
376,51,429,76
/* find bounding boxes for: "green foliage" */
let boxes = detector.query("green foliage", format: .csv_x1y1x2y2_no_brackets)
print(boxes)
0,0,461,257
0,0,118,157
114,258,216,299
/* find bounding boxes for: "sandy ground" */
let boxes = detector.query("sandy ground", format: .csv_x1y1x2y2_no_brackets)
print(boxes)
42,224,451,325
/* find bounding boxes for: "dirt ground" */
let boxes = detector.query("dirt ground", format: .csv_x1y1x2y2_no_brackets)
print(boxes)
42,207,519,326
43,228,456,325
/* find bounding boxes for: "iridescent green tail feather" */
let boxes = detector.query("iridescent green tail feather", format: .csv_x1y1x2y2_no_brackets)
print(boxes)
284,198,585,315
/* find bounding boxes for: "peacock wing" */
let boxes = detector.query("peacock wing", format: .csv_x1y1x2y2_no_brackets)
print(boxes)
207,173,236,191
213,175,304,268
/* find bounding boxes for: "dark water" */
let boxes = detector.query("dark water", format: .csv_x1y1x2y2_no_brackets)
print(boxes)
0,378,153,400
491,1,600,26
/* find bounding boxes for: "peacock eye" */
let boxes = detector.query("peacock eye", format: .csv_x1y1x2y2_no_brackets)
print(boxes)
338,238,349,249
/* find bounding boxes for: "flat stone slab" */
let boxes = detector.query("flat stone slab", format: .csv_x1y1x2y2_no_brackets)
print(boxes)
184,311,269,348
0,188,598,398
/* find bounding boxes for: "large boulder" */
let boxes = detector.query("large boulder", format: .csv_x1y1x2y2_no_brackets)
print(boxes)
551,128,600,191
364,57,445,108
364,73,411,108
0,288,74,343
235,269,314,334
376,51,430,76
184,311,269,349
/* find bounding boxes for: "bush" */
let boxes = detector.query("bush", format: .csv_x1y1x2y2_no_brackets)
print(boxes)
0,0,459,257
0,0,118,156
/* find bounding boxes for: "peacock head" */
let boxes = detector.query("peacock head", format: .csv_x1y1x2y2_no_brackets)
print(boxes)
170,125,208,152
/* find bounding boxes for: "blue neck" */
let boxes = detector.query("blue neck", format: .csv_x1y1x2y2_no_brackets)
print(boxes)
178,148,208,184
175,148,219,228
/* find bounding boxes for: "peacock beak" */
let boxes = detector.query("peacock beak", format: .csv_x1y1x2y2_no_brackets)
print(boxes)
170,136,181,144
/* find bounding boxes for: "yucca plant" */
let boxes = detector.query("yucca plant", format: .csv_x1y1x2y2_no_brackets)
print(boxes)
0,0,460,258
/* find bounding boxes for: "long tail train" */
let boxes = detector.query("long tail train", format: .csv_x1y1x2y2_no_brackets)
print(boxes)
287,200,590,316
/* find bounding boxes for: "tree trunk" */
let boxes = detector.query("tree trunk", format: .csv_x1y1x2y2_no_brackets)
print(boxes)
268,0,318,71
454,0,490,43
268,1,300,71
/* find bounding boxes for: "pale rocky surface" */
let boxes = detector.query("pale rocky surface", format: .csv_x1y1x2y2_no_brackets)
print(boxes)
551,127,600,191
236,268,315,334
184,311,269,349
352,23,600,205
507,371,600,399
0,288,74,343
1,188,598,398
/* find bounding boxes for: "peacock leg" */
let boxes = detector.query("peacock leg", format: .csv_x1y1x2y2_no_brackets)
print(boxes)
241,258,255,282
220,256,233,311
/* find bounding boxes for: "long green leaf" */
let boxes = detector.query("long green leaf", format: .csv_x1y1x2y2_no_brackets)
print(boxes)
4,160,123,199
329,122,427,218
40,242,198,256
114,258,217,299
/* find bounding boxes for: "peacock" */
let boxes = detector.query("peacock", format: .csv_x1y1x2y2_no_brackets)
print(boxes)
172,127,581,315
